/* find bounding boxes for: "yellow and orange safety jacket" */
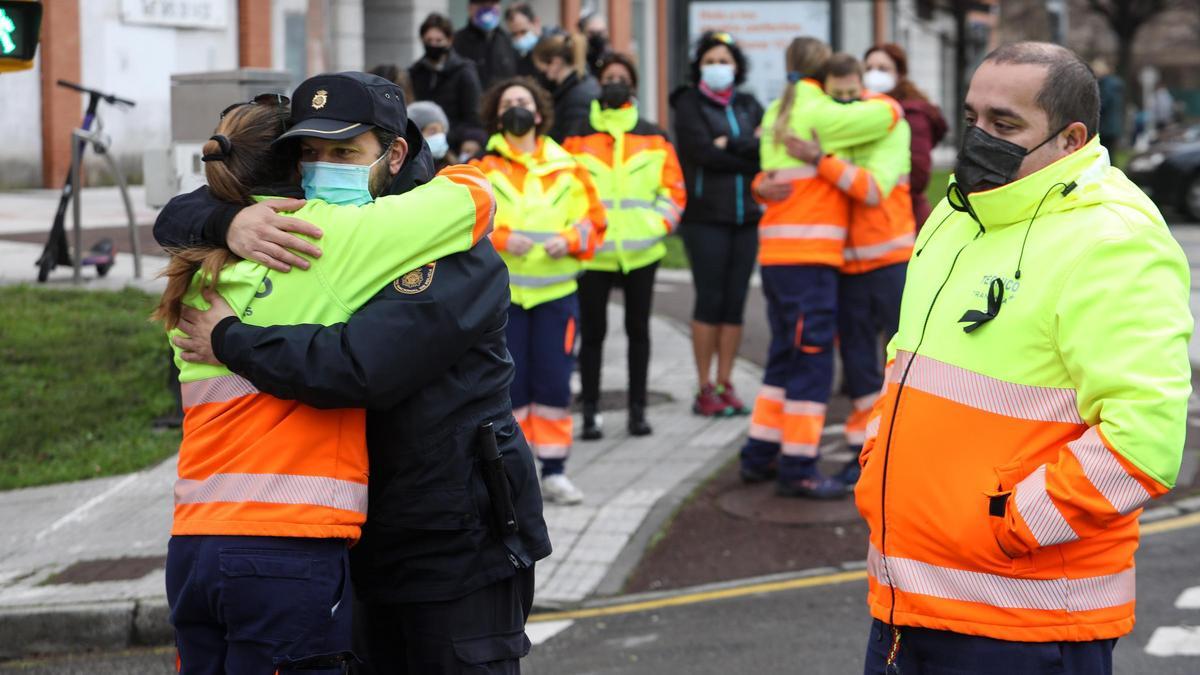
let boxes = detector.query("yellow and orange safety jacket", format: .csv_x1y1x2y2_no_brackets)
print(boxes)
562,101,686,274
474,134,607,309
169,166,494,541
755,79,901,267
855,138,1192,641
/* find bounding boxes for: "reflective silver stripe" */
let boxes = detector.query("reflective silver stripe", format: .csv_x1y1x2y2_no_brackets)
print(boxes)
531,403,571,420
759,224,846,240
837,165,859,192
770,166,818,181
896,173,911,186
601,199,616,209
509,272,580,287
758,385,785,402
864,416,881,442
844,233,916,260
1069,427,1152,515
888,351,1084,424
781,442,819,457
598,236,662,253
181,374,260,408
868,544,1135,612
575,219,592,251
1014,465,1080,546
619,198,657,209
783,400,826,416
853,394,878,412
175,473,368,514
531,443,570,459
864,177,882,206
749,423,782,442
509,230,558,243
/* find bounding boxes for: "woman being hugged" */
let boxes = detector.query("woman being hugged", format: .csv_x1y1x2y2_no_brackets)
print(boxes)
155,100,492,672
563,53,685,440
472,77,607,505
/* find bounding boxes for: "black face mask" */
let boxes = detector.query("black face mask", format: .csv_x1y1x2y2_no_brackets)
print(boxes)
834,97,860,105
500,106,536,137
600,82,632,109
954,124,1067,194
424,44,448,61
587,33,608,55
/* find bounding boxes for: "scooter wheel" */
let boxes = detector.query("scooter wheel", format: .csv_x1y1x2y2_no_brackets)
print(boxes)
96,262,113,278
37,253,53,283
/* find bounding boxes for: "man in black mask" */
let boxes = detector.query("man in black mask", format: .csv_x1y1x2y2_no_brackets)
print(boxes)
578,10,611,78
853,42,1192,675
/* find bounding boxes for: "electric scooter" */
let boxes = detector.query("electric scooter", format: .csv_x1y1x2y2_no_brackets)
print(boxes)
35,80,140,283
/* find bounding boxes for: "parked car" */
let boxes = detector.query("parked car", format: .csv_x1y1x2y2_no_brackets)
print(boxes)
1127,123,1200,220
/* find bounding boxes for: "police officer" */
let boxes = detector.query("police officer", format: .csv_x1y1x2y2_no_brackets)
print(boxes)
156,72,551,674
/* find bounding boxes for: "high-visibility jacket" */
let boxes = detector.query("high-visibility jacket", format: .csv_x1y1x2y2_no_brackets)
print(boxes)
814,94,916,275
169,166,494,541
474,134,607,309
755,79,901,267
855,137,1192,642
562,101,686,273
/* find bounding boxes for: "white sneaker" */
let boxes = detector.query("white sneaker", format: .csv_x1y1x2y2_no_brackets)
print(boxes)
542,473,584,505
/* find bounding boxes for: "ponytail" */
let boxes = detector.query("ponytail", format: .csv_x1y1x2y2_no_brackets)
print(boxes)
154,103,287,329
772,37,833,144
152,247,237,329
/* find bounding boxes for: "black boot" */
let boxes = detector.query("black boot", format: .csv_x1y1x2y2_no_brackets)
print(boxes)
628,404,652,436
582,402,603,441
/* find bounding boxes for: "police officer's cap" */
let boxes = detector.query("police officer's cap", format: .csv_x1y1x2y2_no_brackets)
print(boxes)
274,71,408,145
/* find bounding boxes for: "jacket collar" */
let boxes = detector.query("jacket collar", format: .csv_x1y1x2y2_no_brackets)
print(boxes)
951,136,1109,231
487,133,575,175
588,100,638,135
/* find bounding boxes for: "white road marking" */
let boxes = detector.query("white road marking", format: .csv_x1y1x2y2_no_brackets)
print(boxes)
35,473,139,542
1146,626,1200,657
527,620,574,646
1145,584,1200,657
1175,586,1200,609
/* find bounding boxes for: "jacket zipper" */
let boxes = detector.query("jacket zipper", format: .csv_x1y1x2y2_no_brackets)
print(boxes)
878,224,983,626
724,104,745,226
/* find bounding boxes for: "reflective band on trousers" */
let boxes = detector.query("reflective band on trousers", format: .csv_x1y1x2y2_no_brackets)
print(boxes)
845,233,916,260
175,473,369,514
868,544,1135,612
509,272,581,287
759,224,846,240
598,236,663,253
181,374,260,408
889,351,1084,424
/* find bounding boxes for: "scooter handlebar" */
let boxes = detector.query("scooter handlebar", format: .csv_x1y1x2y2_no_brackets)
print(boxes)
56,80,136,108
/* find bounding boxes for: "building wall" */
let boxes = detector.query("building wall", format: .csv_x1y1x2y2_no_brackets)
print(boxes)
0,63,44,188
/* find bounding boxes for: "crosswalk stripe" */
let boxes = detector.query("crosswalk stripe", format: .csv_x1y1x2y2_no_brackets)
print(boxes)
527,619,574,646
1174,585,1200,609
1146,626,1200,657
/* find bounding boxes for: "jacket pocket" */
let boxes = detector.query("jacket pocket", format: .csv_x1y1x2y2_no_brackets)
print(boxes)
989,461,1037,575
452,629,531,666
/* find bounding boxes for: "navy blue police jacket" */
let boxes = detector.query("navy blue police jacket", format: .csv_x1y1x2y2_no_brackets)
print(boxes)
153,153,552,604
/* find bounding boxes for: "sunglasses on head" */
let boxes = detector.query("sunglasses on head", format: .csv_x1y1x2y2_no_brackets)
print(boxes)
220,93,291,119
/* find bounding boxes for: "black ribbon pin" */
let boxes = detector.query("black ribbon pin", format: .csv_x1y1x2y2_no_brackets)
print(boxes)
959,277,1004,334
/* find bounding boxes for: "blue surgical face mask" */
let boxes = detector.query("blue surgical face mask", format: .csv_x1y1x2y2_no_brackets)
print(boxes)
472,6,500,32
700,63,735,92
425,132,449,160
300,147,390,206
513,32,538,56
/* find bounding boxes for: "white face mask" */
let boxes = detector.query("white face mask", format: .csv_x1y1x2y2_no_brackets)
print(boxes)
425,132,449,160
863,69,897,95
700,63,736,92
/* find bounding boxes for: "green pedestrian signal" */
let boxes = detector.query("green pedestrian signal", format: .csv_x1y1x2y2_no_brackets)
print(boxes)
0,1,41,74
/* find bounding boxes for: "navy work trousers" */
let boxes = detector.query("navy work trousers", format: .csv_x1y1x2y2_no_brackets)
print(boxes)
166,535,355,674
863,619,1115,674
839,263,906,400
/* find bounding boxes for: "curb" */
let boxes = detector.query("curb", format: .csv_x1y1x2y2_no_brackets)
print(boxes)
0,598,170,661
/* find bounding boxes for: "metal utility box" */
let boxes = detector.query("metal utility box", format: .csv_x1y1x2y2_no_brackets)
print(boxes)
145,68,290,207
170,68,291,141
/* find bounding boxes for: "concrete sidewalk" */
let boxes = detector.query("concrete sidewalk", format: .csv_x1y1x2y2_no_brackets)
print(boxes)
0,224,758,658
